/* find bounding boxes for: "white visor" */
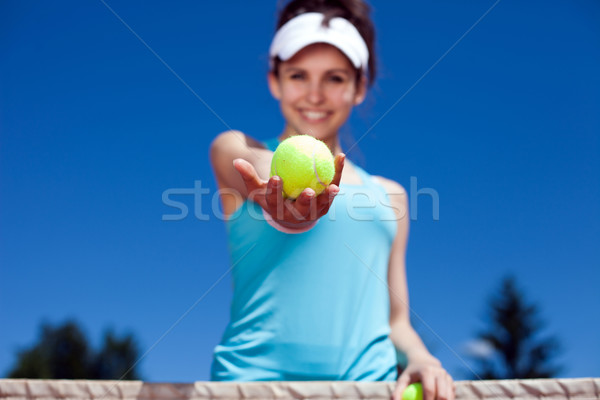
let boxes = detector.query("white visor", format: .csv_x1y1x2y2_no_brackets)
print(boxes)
269,12,369,71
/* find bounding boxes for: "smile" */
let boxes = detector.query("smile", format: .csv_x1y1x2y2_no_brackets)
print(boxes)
299,109,330,122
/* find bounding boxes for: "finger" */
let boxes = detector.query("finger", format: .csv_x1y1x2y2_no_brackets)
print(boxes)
392,372,411,400
294,188,316,220
391,387,403,400
447,374,456,400
265,176,284,219
233,159,265,195
316,183,339,216
421,374,437,400
331,153,345,187
436,374,449,400
392,385,407,400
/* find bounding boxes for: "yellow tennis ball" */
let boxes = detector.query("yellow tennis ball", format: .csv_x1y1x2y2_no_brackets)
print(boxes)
270,135,335,199
402,383,423,400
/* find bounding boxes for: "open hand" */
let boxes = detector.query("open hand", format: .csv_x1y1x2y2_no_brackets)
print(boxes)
233,154,345,230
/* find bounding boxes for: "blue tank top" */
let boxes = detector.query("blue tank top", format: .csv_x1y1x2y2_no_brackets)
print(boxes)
210,138,399,381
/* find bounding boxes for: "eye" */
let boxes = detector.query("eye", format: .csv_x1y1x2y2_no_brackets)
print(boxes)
328,75,346,83
289,72,305,80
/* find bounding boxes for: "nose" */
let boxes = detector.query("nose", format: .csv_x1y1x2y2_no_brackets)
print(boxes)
306,80,325,105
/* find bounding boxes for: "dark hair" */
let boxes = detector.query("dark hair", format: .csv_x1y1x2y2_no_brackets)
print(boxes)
273,0,377,86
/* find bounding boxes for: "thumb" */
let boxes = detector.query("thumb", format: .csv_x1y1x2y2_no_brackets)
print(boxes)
330,153,345,187
233,158,265,196
392,373,411,400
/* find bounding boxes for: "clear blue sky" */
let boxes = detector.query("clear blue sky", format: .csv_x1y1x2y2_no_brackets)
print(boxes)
1,0,599,382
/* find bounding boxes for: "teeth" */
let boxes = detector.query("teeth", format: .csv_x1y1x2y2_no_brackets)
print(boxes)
302,111,327,120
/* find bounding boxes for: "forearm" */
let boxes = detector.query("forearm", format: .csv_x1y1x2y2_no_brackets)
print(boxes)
389,320,440,365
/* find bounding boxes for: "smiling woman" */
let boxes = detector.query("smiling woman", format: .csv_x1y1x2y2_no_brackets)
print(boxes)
267,42,366,146
208,1,454,399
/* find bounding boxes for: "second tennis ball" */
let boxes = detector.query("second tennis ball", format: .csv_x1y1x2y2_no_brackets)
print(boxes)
402,383,423,400
270,135,335,199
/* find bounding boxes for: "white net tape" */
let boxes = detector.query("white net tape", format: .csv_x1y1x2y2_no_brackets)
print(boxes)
1,378,599,400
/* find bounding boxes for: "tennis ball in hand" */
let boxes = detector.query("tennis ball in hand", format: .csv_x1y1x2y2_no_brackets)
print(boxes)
402,383,423,400
270,135,335,199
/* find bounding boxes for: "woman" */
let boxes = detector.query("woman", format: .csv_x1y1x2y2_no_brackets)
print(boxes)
209,1,454,399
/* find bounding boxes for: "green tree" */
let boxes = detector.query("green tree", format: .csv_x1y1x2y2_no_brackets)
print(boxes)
7,320,142,380
91,331,141,380
470,276,562,379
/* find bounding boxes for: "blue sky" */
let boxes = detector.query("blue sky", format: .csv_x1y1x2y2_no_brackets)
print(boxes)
1,0,599,382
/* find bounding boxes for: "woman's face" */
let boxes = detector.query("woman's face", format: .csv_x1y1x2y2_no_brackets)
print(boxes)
268,43,366,142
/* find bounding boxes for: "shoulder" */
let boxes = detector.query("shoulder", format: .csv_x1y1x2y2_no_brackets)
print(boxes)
210,130,265,156
209,130,274,190
372,175,409,222
210,130,268,169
